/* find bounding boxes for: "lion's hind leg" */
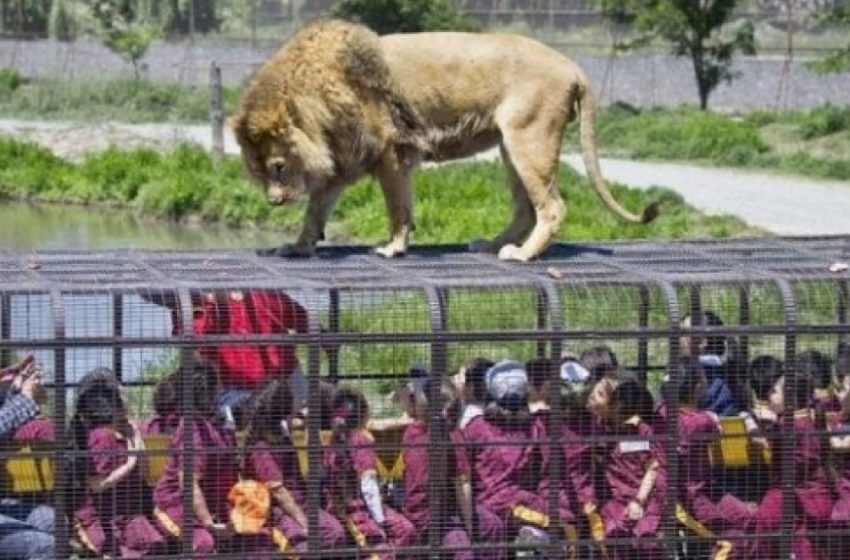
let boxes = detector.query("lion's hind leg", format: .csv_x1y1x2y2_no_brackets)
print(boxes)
469,144,536,254
496,124,566,263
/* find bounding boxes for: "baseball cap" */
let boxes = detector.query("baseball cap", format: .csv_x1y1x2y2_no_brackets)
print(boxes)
485,360,528,402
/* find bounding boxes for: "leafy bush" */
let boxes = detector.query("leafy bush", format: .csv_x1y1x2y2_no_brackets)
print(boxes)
798,104,850,139
332,0,479,34
0,68,22,93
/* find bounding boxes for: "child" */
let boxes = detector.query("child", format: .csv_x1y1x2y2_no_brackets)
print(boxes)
401,377,497,560
679,311,740,415
243,378,346,554
0,357,54,442
70,368,165,558
323,386,415,558
455,357,494,430
579,346,620,380
152,358,240,558
800,349,841,412
672,356,755,559
139,373,180,436
462,361,546,547
600,379,665,560
755,368,835,560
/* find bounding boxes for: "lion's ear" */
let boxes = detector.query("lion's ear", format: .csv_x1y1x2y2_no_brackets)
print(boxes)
290,127,334,178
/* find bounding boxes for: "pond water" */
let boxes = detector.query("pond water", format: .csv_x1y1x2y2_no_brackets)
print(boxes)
0,201,283,251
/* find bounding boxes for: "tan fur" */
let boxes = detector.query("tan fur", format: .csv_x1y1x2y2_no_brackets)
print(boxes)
232,19,658,261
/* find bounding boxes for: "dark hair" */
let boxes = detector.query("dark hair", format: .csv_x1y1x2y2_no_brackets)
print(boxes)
668,356,706,405
683,310,726,357
331,387,369,439
749,355,784,401
525,357,558,394
579,346,619,380
610,379,656,424
797,349,833,390
484,391,530,428
67,371,125,510
785,369,813,411
246,379,293,444
317,381,337,430
414,377,463,429
551,380,591,426
464,357,494,403
176,357,220,418
152,374,179,418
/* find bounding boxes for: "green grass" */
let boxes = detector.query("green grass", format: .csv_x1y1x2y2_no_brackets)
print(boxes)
566,104,850,182
0,76,241,123
0,138,754,244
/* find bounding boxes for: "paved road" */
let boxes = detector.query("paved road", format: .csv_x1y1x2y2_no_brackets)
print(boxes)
2,119,848,235
562,154,850,236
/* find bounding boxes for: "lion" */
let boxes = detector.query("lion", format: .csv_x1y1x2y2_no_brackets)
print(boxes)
231,19,658,262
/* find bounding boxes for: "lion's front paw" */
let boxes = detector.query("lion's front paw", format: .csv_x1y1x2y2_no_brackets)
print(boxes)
497,244,530,262
257,243,315,258
375,243,407,259
468,238,500,253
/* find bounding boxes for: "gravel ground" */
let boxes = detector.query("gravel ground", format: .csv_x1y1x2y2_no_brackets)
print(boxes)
1,119,848,235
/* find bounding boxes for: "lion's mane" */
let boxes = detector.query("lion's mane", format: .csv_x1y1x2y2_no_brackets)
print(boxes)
232,19,423,180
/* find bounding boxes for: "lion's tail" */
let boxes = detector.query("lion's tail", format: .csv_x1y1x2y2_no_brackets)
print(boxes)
576,73,659,224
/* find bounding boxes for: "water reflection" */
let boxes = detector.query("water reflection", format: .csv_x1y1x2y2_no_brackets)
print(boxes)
0,201,284,251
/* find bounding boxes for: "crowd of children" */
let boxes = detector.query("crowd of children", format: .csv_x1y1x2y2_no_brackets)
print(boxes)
3,312,850,559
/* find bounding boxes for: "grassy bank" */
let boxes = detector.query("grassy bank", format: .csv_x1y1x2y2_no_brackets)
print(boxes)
0,138,753,243
566,104,850,181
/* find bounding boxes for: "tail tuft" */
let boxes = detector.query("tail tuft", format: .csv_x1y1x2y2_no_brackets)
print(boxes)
641,202,661,224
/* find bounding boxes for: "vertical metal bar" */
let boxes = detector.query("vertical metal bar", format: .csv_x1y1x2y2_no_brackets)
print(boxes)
536,288,548,358
209,62,224,161
303,289,323,553
637,286,650,386
659,280,681,559
738,284,751,365
688,284,702,356
538,281,564,554
838,280,848,348
328,288,340,384
776,279,797,560
176,288,196,559
49,289,69,560
0,292,10,366
112,291,123,382
424,286,448,556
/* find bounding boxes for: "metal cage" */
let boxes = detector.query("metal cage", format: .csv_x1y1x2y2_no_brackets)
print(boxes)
1,235,849,559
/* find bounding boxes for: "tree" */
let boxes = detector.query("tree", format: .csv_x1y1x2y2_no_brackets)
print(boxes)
602,0,755,110
332,0,479,34
808,5,850,74
84,0,160,78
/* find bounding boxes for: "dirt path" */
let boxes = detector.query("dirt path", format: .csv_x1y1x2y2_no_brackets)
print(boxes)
2,118,848,235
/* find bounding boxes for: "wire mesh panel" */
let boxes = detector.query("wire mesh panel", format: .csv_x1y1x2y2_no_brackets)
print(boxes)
0,237,849,559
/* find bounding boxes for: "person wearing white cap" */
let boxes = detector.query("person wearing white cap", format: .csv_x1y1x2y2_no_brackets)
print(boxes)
461,360,550,555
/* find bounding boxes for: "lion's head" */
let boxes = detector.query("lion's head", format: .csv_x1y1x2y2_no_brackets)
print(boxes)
231,102,336,206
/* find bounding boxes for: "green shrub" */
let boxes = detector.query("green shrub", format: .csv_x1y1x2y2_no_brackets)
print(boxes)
333,0,479,34
798,104,850,139
0,68,22,93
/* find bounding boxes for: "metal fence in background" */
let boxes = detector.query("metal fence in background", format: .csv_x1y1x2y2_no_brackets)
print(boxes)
1,236,849,558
